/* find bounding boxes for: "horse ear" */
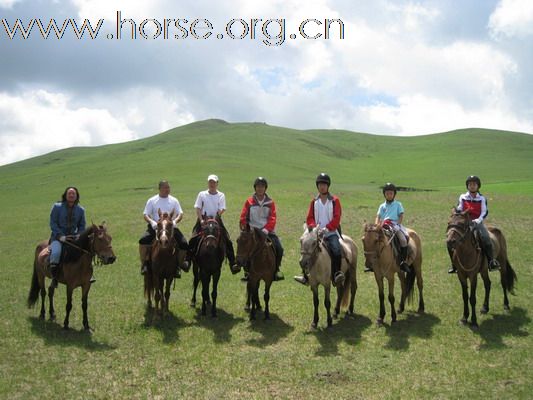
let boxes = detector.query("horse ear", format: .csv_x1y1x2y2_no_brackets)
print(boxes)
169,210,175,220
158,208,162,218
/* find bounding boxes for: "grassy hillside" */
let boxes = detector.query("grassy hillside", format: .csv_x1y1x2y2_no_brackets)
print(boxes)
1,120,532,399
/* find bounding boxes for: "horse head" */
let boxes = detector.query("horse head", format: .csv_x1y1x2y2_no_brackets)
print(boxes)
446,210,472,251
156,210,175,249
236,224,259,267
201,218,221,249
361,223,385,270
299,224,322,273
91,223,116,264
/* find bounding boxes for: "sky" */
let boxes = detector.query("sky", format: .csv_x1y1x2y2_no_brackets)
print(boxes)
1,0,532,165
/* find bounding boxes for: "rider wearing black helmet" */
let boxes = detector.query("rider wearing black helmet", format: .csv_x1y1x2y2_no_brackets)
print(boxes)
448,175,500,273
237,177,285,281
373,182,411,273
294,173,344,286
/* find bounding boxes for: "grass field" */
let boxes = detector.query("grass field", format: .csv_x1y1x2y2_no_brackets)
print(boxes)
1,120,532,399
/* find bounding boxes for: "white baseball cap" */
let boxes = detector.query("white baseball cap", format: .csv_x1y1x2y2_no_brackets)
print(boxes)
207,174,219,182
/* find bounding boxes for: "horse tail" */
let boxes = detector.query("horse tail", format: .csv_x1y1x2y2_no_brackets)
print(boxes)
340,270,351,310
503,260,517,295
405,266,416,304
144,272,153,300
27,258,40,308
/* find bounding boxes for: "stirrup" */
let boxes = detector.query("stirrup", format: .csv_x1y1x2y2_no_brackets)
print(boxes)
294,275,308,285
334,271,345,285
488,259,500,271
448,265,457,274
364,266,373,273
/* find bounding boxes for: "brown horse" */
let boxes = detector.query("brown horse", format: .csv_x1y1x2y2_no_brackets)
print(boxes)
144,210,184,319
236,225,276,320
28,223,116,330
299,225,358,329
446,211,516,327
362,223,424,325
190,217,225,317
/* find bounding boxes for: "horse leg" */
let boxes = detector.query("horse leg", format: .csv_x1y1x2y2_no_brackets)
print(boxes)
190,264,199,308
325,285,332,328
201,274,210,316
245,284,251,312
80,284,91,331
164,278,172,316
48,284,56,321
376,276,386,326
387,277,397,323
459,276,469,325
348,268,357,315
501,268,510,311
63,286,73,330
480,268,491,315
211,269,221,318
469,276,479,328
263,281,272,320
311,285,319,329
333,286,342,319
397,271,406,314
248,280,257,320
39,286,46,320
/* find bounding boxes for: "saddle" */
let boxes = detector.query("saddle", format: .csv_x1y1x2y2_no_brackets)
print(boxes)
383,226,414,266
321,237,352,266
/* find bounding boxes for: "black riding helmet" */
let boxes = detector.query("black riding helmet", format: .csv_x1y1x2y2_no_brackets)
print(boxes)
316,173,331,188
465,175,481,190
382,182,397,196
254,176,268,190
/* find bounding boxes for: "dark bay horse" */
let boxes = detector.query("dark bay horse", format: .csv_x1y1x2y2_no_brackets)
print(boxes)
446,211,517,327
28,223,116,330
236,225,276,320
299,226,358,329
362,223,424,325
144,210,184,319
190,217,225,317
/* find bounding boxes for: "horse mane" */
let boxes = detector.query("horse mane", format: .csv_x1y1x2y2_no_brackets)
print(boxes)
61,225,94,263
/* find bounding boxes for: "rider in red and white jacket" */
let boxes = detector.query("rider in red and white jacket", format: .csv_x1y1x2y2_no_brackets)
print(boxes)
448,175,500,273
238,177,284,281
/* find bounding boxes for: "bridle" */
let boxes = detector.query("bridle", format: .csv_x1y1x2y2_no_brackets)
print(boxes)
300,230,323,271
446,217,481,272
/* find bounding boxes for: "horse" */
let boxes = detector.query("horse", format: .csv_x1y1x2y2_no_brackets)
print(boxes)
446,210,517,327
190,217,225,317
144,210,185,319
299,225,358,329
28,223,116,330
236,225,276,320
362,223,424,325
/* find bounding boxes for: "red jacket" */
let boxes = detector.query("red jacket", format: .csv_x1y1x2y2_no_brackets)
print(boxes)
306,194,341,232
240,194,277,232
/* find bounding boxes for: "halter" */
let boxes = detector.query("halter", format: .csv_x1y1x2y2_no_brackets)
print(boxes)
363,226,394,274
300,230,323,271
446,219,481,272
61,229,112,265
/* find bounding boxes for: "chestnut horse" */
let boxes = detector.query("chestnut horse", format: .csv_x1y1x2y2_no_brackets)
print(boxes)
236,225,276,320
446,211,516,327
299,225,358,329
362,223,424,325
144,210,185,319
28,223,116,330
190,217,225,317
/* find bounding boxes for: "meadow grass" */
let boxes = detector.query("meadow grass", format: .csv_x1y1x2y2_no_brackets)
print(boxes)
0,120,532,399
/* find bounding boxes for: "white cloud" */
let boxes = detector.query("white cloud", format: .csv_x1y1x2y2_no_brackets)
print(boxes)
0,89,135,165
0,0,21,9
360,94,533,135
489,0,533,38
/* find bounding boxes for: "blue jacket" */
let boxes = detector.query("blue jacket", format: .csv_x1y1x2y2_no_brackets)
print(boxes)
50,202,86,240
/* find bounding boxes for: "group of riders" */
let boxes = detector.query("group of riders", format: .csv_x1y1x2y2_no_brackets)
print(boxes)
47,174,500,288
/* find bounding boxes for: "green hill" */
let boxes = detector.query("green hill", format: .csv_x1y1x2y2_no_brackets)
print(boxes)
1,120,532,399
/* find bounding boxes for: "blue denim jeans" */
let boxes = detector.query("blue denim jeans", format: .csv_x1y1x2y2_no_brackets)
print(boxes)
49,240,62,265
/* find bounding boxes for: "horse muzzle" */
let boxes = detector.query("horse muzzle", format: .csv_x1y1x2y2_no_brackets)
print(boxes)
101,255,116,265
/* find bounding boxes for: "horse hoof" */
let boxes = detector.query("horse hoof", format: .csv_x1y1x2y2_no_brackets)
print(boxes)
49,314,56,321
470,322,479,330
310,322,318,330
460,319,468,326
376,318,384,326
63,325,69,331
190,301,196,308
504,305,510,312
244,306,250,312
417,308,425,314
397,308,404,314
39,314,45,320
480,307,489,315
391,318,397,324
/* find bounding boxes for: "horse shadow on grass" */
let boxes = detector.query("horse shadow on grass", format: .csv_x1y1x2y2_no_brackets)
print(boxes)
143,307,191,345
246,312,294,347
476,307,529,350
306,313,372,356
383,312,441,351
193,307,246,343
28,317,116,351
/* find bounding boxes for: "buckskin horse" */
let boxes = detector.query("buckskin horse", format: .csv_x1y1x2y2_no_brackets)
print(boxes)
362,223,424,325
446,210,516,328
236,225,276,320
28,223,116,330
144,210,184,319
190,217,225,317
299,225,358,329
